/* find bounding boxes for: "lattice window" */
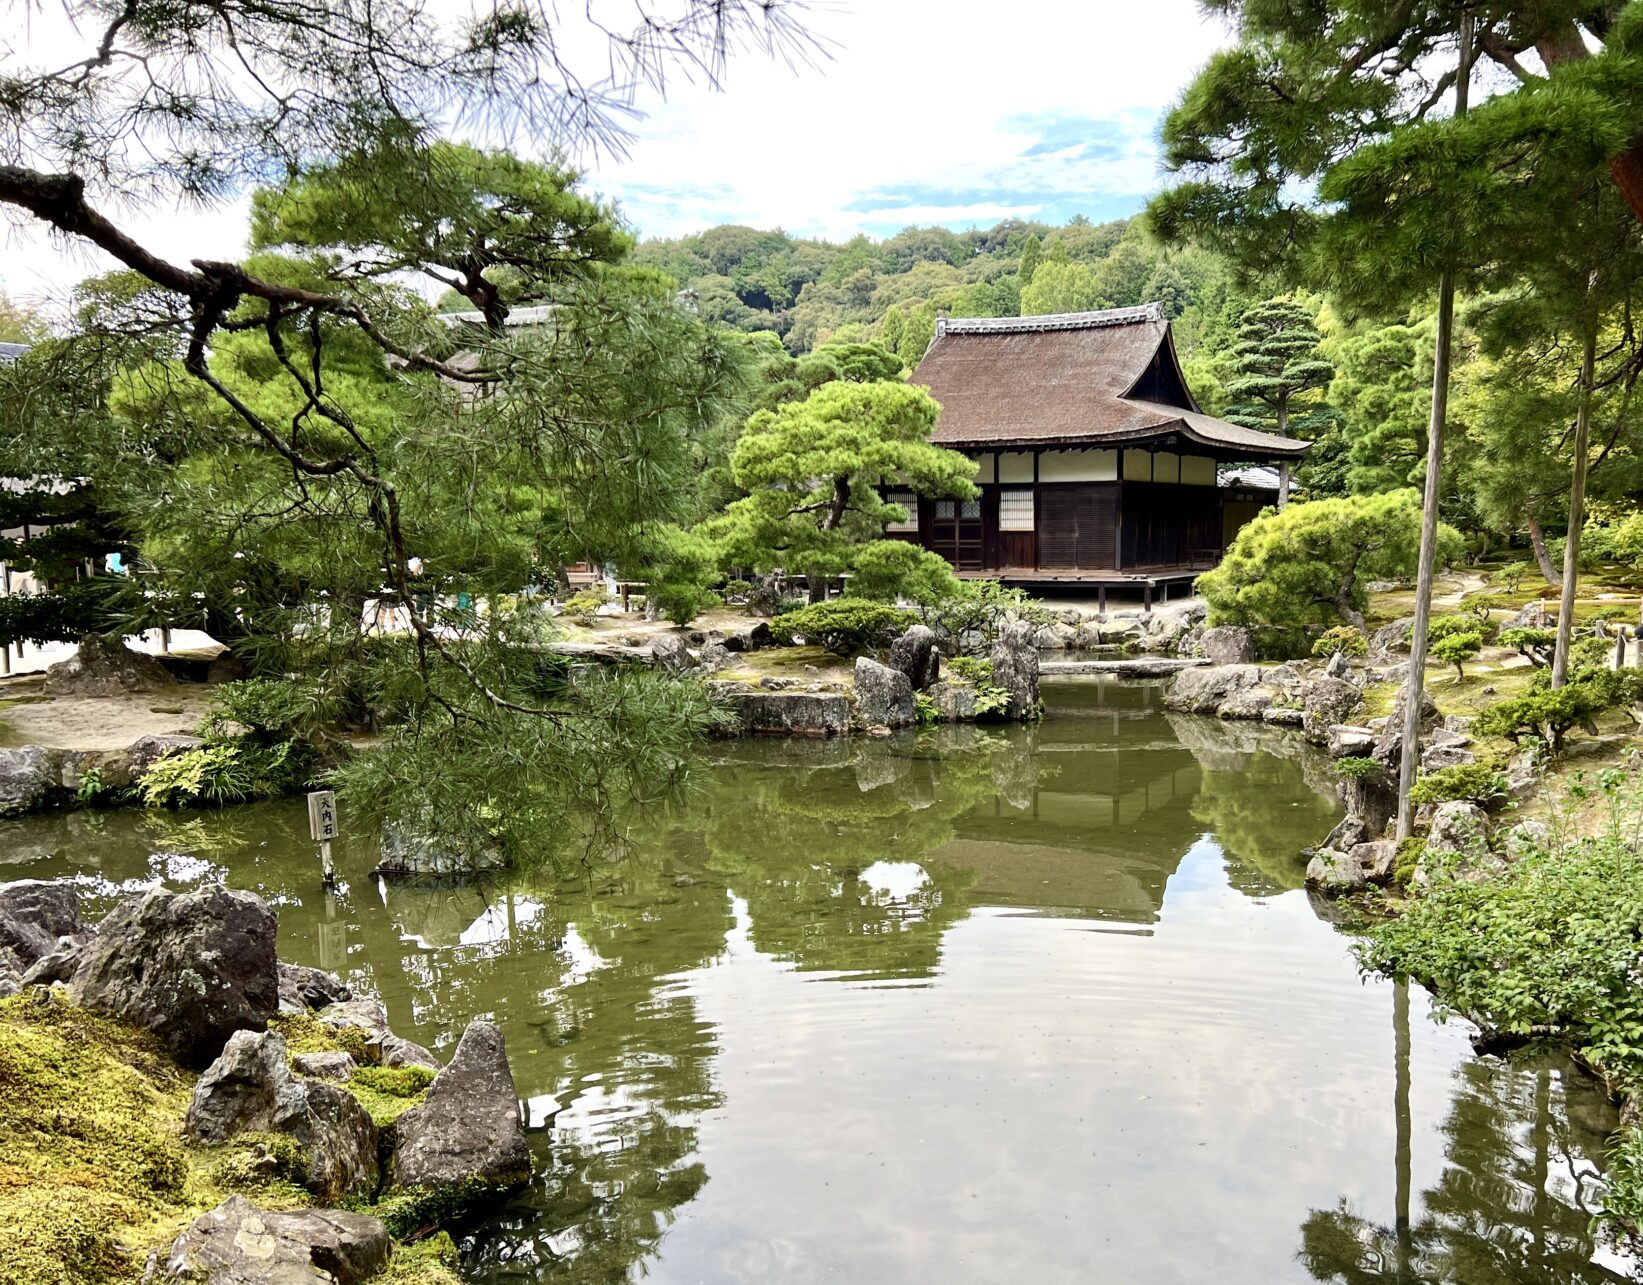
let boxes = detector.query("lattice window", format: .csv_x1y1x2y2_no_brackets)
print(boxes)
884,491,918,531
998,490,1034,531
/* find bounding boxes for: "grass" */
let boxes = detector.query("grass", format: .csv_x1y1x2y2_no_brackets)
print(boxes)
0,992,449,1285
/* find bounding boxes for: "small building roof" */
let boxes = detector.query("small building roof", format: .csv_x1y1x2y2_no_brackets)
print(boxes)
912,304,1310,461
0,341,31,366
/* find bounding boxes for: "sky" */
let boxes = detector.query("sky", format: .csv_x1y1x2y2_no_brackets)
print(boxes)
0,0,1233,306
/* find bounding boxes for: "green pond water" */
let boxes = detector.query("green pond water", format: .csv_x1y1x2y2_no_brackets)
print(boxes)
1,678,1632,1284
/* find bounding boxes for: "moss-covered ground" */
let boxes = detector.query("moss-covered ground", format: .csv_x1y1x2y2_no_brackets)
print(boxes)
0,990,456,1285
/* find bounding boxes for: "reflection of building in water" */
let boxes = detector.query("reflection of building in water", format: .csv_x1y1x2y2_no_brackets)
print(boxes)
921,677,1337,923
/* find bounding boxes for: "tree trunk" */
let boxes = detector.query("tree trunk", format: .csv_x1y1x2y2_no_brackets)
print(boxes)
1526,511,1561,586
1396,11,1472,844
1532,27,1643,229
1551,322,1598,689
809,476,852,603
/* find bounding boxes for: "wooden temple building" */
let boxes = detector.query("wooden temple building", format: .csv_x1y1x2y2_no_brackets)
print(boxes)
898,304,1309,596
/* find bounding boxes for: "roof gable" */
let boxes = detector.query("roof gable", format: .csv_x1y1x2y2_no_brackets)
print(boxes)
914,304,1308,460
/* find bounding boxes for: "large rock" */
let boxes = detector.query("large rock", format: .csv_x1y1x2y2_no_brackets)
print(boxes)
1368,617,1415,657
1371,682,1441,771
0,879,91,978
928,680,977,723
889,625,940,691
70,886,279,1067
159,1195,390,1285
1326,725,1376,758
853,656,916,729
186,1030,379,1203
1306,840,1396,896
707,685,850,737
1200,625,1254,666
988,620,1040,721
649,632,698,675
1426,801,1489,858
41,632,172,696
1164,664,1260,715
0,746,60,815
390,1020,530,1191
1301,676,1363,743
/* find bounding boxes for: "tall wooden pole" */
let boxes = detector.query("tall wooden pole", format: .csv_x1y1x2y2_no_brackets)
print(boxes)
1396,11,1473,842
1550,318,1597,688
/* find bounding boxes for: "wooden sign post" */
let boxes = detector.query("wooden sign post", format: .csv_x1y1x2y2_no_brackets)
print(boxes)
307,789,339,887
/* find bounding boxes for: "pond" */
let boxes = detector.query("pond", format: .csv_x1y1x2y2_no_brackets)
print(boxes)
1,679,1631,1284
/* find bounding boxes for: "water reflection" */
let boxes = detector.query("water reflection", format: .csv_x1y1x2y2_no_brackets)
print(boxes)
0,679,1626,1284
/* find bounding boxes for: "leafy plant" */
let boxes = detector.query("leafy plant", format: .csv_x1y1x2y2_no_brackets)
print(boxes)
914,692,940,726
1490,561,1529,592
1409,763,1509,808
1311,625,1368,658
1498,626,1556,667
1474,668,1643,753
559,588,608,626
769,600,914,655
1334,756,1383,782
200,677,312,743
1430,628,1483,681
972,684,1013,718
944,655,993,684
919,578,1051,651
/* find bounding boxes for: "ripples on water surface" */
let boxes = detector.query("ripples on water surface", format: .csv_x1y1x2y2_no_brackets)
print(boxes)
2,679,1632,1284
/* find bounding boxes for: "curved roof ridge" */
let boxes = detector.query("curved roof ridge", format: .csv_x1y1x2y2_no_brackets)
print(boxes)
939,303,1165,335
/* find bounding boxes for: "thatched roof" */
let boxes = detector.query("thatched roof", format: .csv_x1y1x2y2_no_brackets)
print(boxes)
913,303,1311,460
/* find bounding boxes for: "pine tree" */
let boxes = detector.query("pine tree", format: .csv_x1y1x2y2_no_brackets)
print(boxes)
1222,299,1336,438
1018,234,1043,288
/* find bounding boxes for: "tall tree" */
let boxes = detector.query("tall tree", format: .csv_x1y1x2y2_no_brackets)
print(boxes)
1223,298,1337,439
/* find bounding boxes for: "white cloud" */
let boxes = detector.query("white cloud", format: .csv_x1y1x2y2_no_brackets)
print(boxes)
0,0,1232,306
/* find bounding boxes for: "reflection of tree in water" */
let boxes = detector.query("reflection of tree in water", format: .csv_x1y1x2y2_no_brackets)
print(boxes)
1167,713,1340,897
1300,981,1625,1285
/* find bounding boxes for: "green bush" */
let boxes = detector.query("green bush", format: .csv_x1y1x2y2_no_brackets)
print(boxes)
846,539,961,606
651,583,721,627
1570,634,1616,673
1430,628,1483,680
919,578,1051,650
1489,561,1529,592
138,740,315,808
1498,626,1555,667
1426,612,1484,643
770,600,915,654
1334,756,1383,782
1311,625,1368,658
1408,763,1508,807
559,588,607,625
1474,668,1642,753
201,677,312,743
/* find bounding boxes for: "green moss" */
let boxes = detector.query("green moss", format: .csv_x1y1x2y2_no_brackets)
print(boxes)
1391,837,1426,888
379,1233,466,1284
345,1065,435,1128
365,1179,492,1240
270,1011,376,1064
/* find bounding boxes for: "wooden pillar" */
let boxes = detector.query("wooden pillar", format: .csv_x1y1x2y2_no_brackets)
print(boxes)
1277,462,1291,510
1144,582,1153,615
1097,585,1107,617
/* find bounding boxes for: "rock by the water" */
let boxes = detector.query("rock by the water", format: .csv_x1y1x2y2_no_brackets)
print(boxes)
1326,725,1376,758
159,1195,390,1285
853,656,916,729
1218,686,1274,721
314,997,439,1070
707,685,850,737
390,1019,530,1191
929,680,977,722
889,625,940,691
988,620,1040,721
1372,682,1441,771
0,879,91,977
1200,625,1254,666
42,633,173,697
71,886,278,1067
0,746,60,815
1164,664,1260,715
186,1030,379,1203
1305,847,1368,895
1302,676,1363,743
277,963,352,1015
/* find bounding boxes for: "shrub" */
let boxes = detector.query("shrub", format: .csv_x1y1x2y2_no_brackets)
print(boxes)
1426,612,1483,643
1311,625,1368,659
1430,628,1483,680
1498,626,1555,667
1474,668,1642,753
200,677,312,743
1408,763,1509,807
633,525,721,626
559,588,607,625
770,600,915,654
919,578,1051,650
1334,756,1383,782
139,740,314,808
651,583,721,628
1570,634,1616,673
846,539,962,606
1490,561,1529,592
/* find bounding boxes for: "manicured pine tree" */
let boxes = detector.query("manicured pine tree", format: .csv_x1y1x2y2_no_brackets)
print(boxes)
1222,298,1337,439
